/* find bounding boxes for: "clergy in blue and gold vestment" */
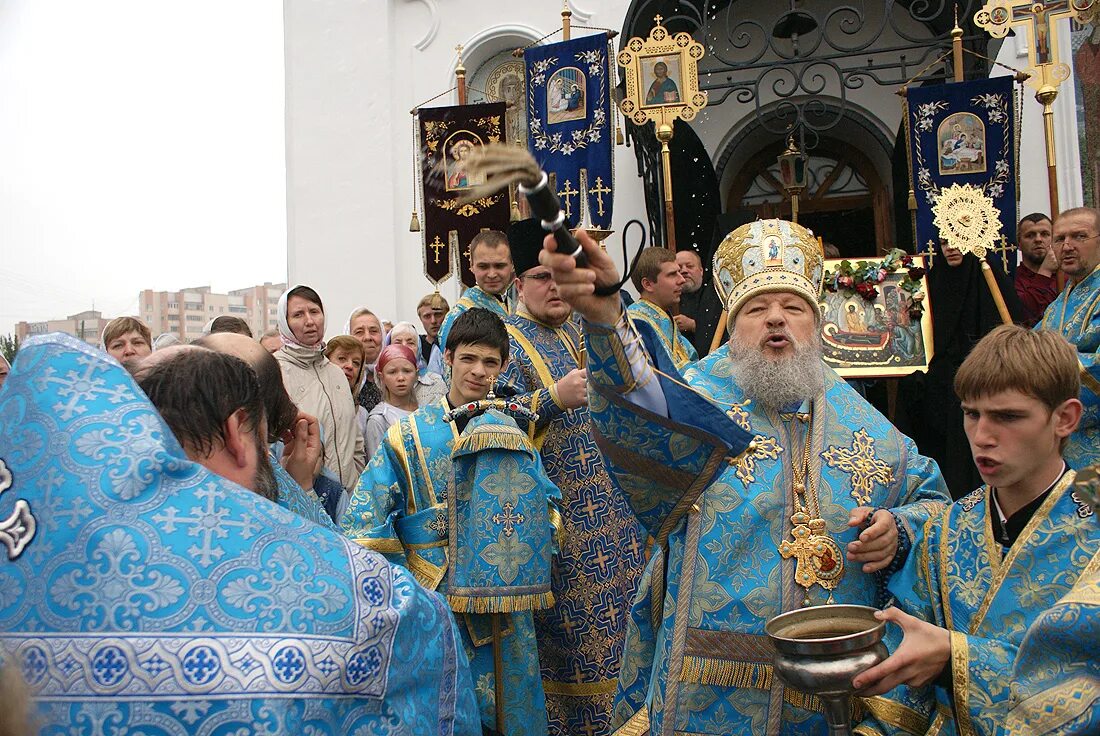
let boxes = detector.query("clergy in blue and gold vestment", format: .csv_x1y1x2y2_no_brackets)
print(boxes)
539,220,949,735
627,246,698,369
438,230,513,353
853,326,1100,736
342,308,557,736
1037,207,1100,470
1005,465,1100,736
501,219,646,736
0,334,479,734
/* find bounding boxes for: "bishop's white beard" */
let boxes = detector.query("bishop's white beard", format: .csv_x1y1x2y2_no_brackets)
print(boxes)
729,328,825,410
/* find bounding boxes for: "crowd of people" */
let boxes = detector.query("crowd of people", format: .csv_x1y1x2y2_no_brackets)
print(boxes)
0,207,1098,736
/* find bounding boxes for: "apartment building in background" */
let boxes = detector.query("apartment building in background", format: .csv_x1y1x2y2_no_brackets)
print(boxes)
141,282,285,341
16,310,113,346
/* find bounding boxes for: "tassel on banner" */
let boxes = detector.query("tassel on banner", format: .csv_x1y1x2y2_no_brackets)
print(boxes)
616,124,624,145
510,198,521,222
907,189,917,212
409,210,422,232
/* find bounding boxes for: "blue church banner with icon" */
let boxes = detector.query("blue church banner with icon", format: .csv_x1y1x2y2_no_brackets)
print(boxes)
906,76,1019,273
525,33,614,230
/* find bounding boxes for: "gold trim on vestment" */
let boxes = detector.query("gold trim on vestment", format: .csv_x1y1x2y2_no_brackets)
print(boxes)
973,472,1074,628
939,506,955,631
407,549,447,591
350,536,404,554
950,630,974,736
927,708,949,735
587,319,639,394
388,420,418,517
612,706,650,736
860,695,931,734
1080,358,1100,398
1005,675,1100,734
541,678,619,696
408,408,437,507
660,507,703,736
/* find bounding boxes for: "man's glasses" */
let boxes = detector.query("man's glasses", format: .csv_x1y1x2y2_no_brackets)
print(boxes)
1053,232,1100,246
522,272,554,282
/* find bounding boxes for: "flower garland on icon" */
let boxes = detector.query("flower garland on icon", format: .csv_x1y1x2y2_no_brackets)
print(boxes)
824,249,927,320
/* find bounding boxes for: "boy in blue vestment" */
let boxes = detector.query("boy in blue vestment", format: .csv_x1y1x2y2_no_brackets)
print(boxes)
853,326,1100,735
343,308,557,736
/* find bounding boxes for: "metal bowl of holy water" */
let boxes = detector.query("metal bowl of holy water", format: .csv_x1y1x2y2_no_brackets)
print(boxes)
765,604,887,736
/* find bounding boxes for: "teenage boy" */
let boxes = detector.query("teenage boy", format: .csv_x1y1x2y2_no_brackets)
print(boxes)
341,307,554,736
852,325,1100,736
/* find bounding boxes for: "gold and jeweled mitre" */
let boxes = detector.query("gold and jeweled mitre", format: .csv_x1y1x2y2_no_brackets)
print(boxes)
712,219,825,318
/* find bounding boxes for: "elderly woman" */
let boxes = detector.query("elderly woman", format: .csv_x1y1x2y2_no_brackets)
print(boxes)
274,285,364,492
383,321,446,406
101,316,152,363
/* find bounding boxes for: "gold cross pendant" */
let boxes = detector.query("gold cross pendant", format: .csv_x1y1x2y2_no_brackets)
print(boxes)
779,511,845,603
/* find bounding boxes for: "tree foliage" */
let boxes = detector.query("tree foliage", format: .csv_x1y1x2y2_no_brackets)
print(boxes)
0,334,19,364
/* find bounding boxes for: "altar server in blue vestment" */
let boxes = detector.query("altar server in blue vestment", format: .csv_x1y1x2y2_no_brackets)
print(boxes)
342,307,559,736
501,219,646,736
1004,464,1100,735
626,246,698,369
0,333,479,735
1038,207,1100,469
540,221,949,736
852,326,1100,736
438,230,514,352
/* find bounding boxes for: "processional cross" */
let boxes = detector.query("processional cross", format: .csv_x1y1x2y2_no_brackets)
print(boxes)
975,0,1097,215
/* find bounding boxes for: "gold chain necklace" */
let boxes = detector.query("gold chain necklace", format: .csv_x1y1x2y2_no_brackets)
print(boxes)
780,404,845,606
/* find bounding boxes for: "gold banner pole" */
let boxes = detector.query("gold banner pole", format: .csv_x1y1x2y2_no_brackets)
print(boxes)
455,44,467,105
657,114,677,251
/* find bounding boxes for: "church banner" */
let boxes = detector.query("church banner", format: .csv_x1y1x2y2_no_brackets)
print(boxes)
525,33,614,230
906,76,1019,274
417,102,510,287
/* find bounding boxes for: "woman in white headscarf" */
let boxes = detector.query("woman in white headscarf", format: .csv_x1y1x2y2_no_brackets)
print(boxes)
383,321,446,405
273,285,365,491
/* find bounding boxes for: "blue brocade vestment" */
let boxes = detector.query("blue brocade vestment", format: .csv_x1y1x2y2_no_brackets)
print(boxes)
1005,546,1100,735
0,334,480,735
626,298,698,370
502,311,647,736
341,398,556,735
1038,265,1100,469
582,320,948,736
856,477,1100,736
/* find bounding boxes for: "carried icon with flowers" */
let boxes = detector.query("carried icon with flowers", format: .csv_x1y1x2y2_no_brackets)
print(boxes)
819,251,933,378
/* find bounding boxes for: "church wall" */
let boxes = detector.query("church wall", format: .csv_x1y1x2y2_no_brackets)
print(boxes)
284,2,1084,332
284,0,645,338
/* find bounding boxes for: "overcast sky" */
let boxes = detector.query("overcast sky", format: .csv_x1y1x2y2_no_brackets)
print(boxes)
0,1,287,338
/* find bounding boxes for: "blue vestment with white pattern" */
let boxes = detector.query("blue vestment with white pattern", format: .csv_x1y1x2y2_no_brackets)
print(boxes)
0,334,480,735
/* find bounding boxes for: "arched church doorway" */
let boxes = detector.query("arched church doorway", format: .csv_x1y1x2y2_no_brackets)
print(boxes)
724,136,893,259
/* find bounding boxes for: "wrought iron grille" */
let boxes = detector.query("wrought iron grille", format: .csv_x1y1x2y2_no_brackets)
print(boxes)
619,0,1001,244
